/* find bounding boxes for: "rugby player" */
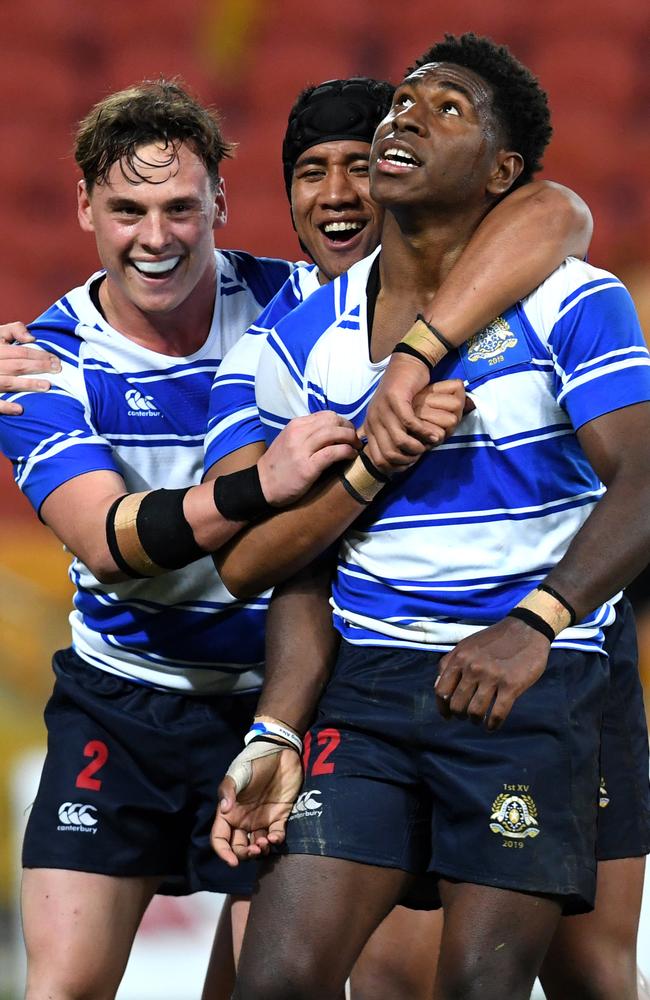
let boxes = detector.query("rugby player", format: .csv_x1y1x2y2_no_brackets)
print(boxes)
0,79,363,1000
1,71,637,1000
0,72,628,996
211,35,650,1000
204,78,597,1000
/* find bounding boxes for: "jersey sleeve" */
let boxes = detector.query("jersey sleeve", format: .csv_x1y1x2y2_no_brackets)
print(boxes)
203,270,314,472
0,341,121,514
523,258,650,430
204,330,266,472
254,279,340,445
254,322,312,446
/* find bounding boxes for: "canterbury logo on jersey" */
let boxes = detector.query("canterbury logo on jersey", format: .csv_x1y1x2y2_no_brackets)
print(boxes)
57,802,99,833
289,789,323,820
125,388,160,416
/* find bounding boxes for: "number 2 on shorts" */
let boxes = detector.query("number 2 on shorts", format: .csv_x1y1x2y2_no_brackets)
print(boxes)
75,739,109,791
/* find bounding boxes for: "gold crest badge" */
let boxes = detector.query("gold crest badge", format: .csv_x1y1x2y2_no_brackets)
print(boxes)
467,317,518,363
599,776,610,808
490,792,540,839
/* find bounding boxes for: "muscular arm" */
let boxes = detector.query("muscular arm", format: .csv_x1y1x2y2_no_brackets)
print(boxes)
216,380,465,598
216,471,363,599
364,180,593,468
41,411,358,584
39,454,263,585
258,558,340,731
426,180,592,343
212,560,339,863
435,401,650,729
543,402,650,618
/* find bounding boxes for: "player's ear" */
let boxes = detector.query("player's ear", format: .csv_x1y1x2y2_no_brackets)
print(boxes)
77,180,95,233
213,177,227,228
487,151,524,198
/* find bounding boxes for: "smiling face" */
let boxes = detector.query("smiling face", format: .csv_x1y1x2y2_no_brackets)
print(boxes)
370,62,521,214
77,140,226,331
290,139,384,282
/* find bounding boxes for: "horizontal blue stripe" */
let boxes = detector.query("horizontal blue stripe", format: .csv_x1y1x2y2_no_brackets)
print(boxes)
363,492,599,532
353,434,598,525
102,436,205,448
75,585,270,617
212,372,256,386
204,422,266,471
258,405,290,429
75,597,267,666
85,359,219,378
337,560,554,591
333,570,607,626
333,618,607,655
558,277,621,314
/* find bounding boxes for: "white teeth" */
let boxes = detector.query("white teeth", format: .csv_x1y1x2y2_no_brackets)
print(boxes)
133,257,180,275
323,221,363,234
383,147,418,167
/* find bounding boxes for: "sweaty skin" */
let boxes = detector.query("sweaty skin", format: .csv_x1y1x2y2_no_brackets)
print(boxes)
213,60,650,1000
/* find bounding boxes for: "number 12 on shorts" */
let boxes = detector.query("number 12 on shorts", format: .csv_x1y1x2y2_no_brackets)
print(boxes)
302,728,340,777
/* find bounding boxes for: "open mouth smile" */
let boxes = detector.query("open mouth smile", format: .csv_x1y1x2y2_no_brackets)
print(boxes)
319,220,368,246
131,256,182,278
376,143,422,172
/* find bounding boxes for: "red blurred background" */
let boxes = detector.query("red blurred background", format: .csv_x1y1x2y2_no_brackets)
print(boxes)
0,0,648,956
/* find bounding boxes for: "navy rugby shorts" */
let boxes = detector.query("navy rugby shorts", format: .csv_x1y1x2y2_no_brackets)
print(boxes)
597,596,650,860
284,638,609,914
23,647,259,896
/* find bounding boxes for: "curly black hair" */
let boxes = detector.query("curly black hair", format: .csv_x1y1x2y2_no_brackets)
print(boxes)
75,78,234,191
407,33,552,189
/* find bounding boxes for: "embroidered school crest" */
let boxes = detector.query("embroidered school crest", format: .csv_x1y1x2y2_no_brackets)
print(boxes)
599,776,610,808
466,317,518,363
489,793,540,839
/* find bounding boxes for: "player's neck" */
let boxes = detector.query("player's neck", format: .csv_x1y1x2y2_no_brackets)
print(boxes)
98,267,216,357
379,207,485,303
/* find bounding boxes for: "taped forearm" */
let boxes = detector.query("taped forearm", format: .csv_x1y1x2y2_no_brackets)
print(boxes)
218,453,389,599
106,465,274,578
392,315,453,374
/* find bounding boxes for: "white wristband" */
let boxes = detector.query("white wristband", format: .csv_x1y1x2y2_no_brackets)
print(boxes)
245,718,303,754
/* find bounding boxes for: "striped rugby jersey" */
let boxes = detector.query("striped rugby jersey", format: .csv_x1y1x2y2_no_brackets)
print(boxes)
0,249,295,692
204,263,319,472
256,248,650,653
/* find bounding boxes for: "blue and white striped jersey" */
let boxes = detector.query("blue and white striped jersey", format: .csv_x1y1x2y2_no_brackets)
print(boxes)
204,264,319,472
256,249,650,653
0,249,294,693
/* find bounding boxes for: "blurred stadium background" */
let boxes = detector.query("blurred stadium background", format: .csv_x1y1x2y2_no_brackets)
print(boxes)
0,0,649,996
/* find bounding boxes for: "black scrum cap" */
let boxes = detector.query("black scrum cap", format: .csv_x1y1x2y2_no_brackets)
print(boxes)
282,77,395,199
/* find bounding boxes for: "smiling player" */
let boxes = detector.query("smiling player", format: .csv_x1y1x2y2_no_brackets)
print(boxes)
211,36,650,1000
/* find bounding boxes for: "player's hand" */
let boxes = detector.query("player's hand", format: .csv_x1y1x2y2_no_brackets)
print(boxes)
411,379,468,446
258,410,360,506
435,616,551,731
364,354,460,475
0,322,61,416
211,741,304,867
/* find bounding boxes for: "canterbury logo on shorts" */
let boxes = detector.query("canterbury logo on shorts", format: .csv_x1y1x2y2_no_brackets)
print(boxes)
57,802,99,832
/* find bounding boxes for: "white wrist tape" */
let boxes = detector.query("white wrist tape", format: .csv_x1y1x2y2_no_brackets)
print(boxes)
226,737,299,795
245,719,303,754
